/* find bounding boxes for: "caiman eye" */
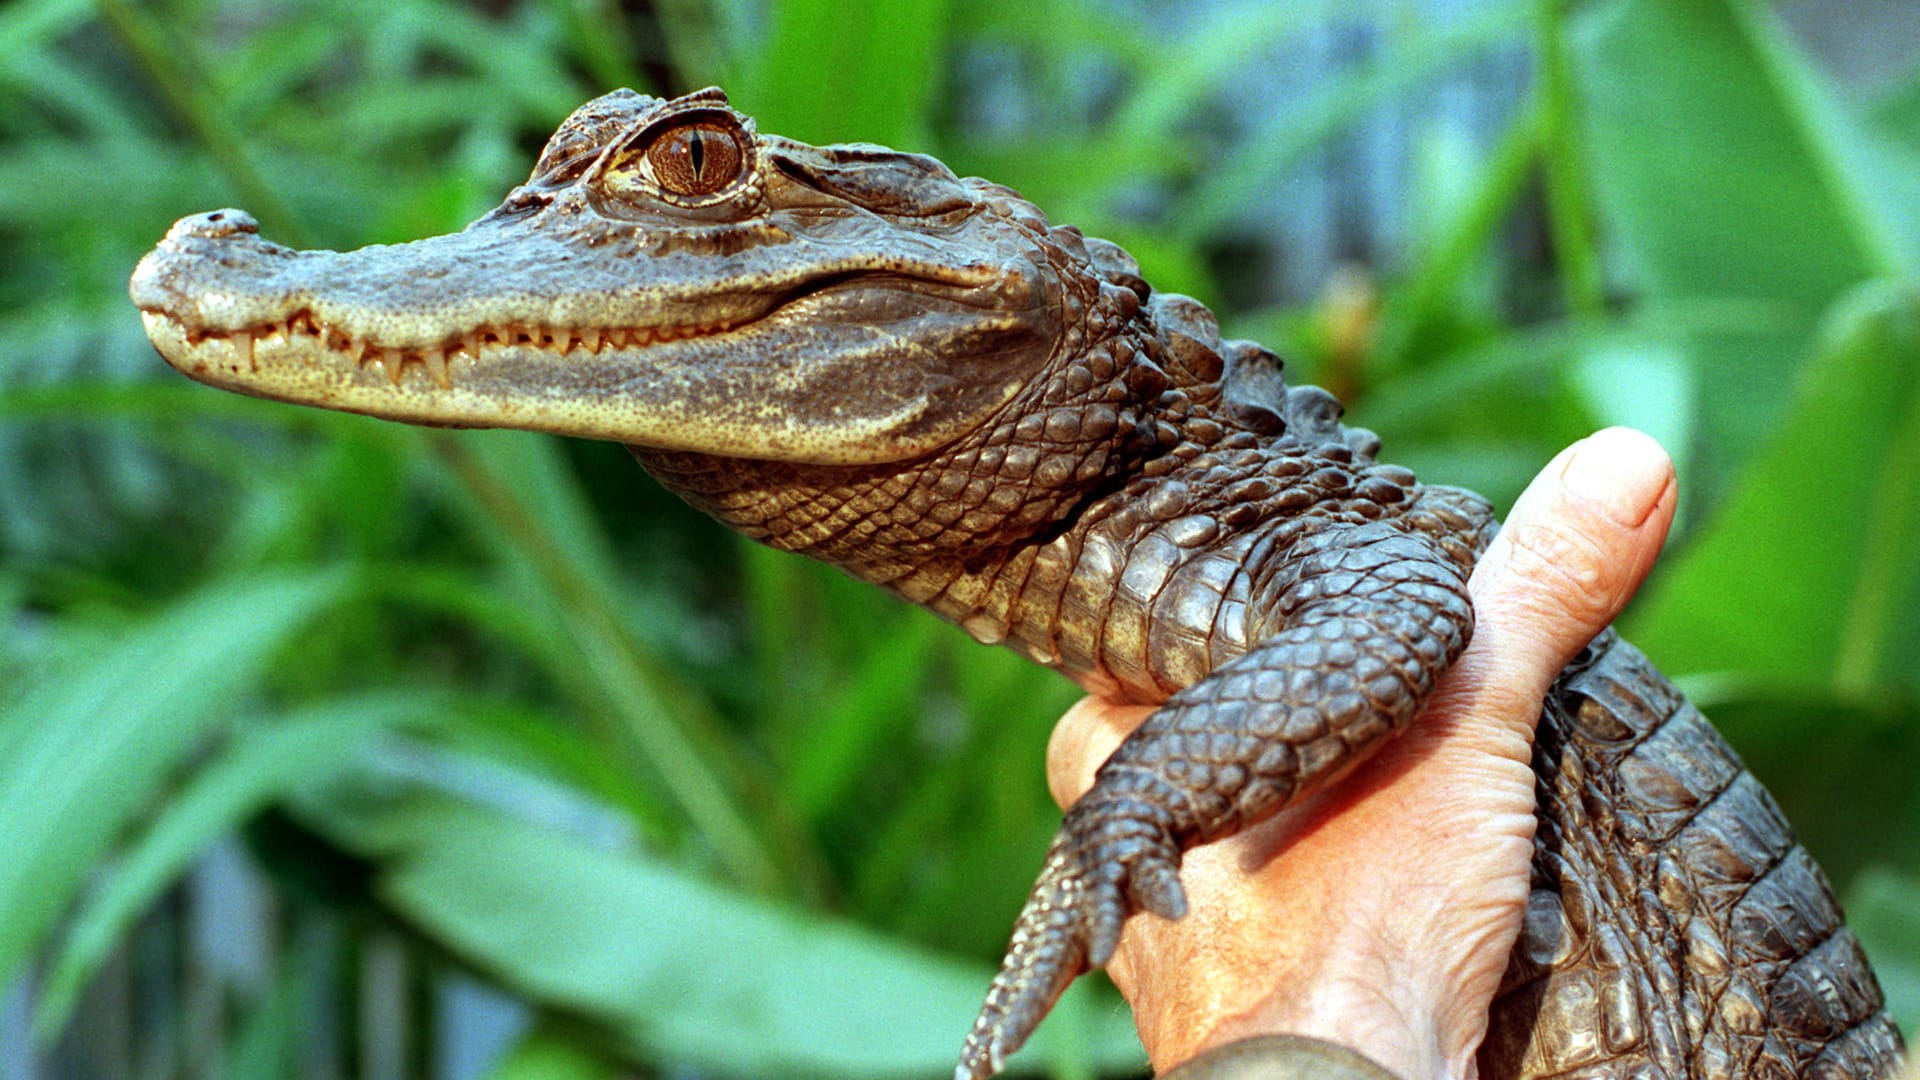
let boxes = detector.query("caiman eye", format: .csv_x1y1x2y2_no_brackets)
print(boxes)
642,120,746,197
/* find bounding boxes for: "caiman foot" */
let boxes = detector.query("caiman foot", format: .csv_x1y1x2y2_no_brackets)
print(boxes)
955,801,1186,1079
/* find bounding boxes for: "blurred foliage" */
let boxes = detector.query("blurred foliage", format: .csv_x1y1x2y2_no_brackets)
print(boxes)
1,0,1916,1076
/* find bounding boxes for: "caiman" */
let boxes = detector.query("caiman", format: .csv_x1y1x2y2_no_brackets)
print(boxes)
130,87,1905,1078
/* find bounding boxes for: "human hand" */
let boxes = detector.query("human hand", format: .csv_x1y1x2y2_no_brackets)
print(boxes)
1045,428,1678,1079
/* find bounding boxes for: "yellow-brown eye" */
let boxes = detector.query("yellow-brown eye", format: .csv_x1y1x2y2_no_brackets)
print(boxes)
645,121,745,197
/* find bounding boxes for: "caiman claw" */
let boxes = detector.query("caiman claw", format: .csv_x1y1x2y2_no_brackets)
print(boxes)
955,801,1187,1079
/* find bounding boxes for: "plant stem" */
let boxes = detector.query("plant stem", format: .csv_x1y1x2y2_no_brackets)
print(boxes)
1534,0,1606,320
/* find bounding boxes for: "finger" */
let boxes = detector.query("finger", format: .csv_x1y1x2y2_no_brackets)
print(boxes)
1459,426,1677,731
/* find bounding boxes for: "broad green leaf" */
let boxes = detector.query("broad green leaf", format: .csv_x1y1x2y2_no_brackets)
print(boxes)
1627,282,1920,691
1571,0,1918,483
1724,4,1920,276
0,570,349,984
1574,0,1909,304
32,692,450,1037
303,787,1143,1077
732,0,950,149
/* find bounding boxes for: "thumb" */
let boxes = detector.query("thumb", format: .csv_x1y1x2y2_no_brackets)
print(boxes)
1455,426,1678,736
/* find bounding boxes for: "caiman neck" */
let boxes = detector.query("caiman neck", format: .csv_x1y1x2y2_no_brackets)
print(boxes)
632,267,1180,581
632,271,1382,596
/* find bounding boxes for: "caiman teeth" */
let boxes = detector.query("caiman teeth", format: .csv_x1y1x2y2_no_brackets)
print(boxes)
422,347,450,389
163,308,745,389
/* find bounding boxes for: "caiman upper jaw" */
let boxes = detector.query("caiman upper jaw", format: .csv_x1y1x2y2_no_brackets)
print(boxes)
133,209,755,391
130,204,787,353
132,190,1061,465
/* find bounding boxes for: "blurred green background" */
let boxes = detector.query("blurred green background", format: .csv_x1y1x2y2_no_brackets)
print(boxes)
3,0,1917,1076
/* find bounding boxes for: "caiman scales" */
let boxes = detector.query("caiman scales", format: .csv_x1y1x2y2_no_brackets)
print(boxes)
131,88,1905,1078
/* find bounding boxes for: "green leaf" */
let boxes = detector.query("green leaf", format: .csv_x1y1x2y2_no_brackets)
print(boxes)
1373,93,1543,374
1570,0,1919,482
1569,343,1694,469
32,692,450,1037
1357,301,1784,506
1533,0,1605,319
1575,0,1909,303
1103,0,1366,139
1626,282,1920,692
733,0,951,148
303,786,1143,1077
0,569,350,985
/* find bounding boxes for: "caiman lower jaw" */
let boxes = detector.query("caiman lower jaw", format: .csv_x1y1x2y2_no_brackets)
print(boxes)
141,306,748,390
138,304,800,454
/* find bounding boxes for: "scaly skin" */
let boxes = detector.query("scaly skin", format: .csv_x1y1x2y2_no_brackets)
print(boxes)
131,88,1904,1078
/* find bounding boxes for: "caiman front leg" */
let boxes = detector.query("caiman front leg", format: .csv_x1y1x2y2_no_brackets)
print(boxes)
957,522,1476,1079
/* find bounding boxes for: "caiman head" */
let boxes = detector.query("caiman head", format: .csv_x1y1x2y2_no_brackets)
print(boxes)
131,87,1154,469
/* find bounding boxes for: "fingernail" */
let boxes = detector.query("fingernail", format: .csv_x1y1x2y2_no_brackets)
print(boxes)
1558,427,1672,528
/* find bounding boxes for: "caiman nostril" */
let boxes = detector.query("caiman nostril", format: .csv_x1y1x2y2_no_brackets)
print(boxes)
165,208,260,241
